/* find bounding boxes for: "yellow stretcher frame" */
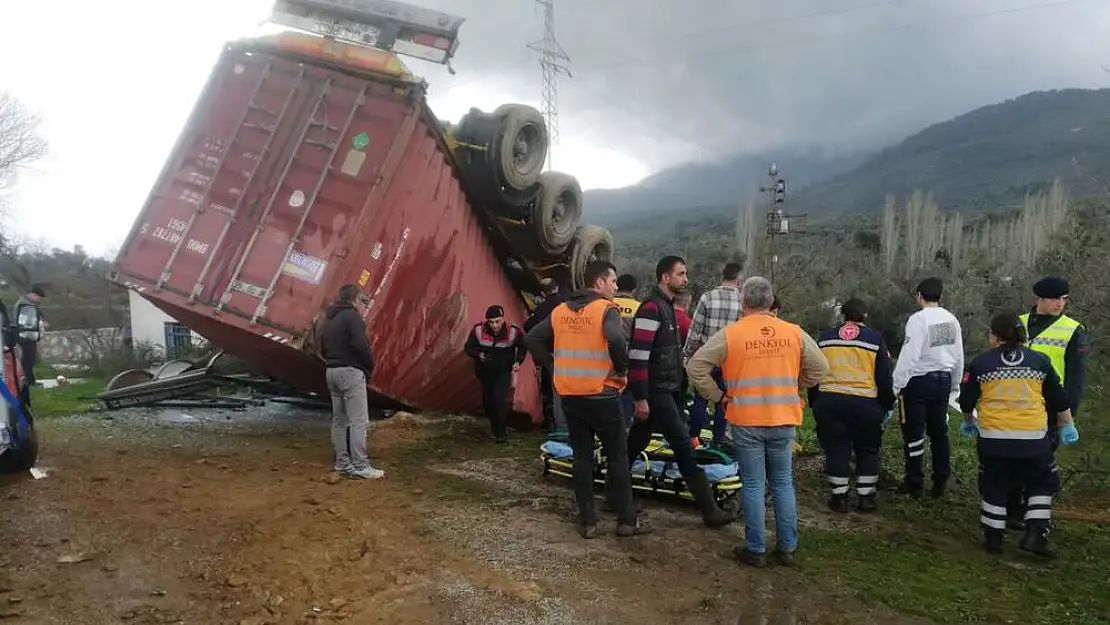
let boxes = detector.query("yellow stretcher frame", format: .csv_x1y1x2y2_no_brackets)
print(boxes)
540,429,743,505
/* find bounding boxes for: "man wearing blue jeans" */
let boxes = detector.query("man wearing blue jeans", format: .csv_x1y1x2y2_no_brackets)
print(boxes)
683,262,744,444
686,277,827,567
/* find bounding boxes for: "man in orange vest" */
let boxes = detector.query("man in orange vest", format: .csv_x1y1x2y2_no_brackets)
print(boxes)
687,276,828,568
524,260,650,539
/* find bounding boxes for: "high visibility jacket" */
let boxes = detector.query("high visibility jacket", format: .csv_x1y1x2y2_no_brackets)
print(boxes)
612,296,640,319
816,322,884,399
552,299,625,396
721,314,805,427
970,347,1051,440
1019,313,1079,384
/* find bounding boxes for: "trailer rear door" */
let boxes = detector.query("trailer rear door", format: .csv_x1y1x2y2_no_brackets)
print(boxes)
117,40,416,334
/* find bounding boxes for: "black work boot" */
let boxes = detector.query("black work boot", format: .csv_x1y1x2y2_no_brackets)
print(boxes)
577,523,597,539
857,494,878,513
733,546,766,568
616,516,654,537
688,471,736,528
1018,527,1056,559
827,494,849,513
896,482,923,498
929,477,948,499
982,529,1003,554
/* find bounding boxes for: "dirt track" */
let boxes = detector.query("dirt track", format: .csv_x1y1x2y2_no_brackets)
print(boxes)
0,404,930,624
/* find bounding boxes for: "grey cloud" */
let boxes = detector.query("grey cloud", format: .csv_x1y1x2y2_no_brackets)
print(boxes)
413,0,1110,172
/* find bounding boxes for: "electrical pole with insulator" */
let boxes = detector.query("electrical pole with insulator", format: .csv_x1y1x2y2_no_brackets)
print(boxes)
759,163,807,285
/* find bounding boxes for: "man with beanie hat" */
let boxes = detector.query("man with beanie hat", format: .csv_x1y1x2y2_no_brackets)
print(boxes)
464,304,527,443
14,284,47,396
1006,276,1089,527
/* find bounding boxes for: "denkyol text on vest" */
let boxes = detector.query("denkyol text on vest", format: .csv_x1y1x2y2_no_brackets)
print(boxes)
744,326,795,357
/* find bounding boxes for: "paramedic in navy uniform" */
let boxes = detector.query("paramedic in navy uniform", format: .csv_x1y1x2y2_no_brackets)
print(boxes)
891,277,964,499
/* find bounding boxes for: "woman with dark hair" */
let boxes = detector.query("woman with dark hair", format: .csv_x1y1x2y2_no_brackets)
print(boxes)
810,298,895,513
958,312,1080,559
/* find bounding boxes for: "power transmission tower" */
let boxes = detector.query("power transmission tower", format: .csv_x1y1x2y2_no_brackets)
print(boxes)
527,0,571,170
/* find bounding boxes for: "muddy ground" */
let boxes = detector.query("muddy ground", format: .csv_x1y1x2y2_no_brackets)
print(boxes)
0,404,936,625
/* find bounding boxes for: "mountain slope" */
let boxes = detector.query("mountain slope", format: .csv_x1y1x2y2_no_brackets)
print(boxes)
583,148,869,218
789,88,1110,217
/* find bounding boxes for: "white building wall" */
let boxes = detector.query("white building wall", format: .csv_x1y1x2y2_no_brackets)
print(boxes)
128,290,205,353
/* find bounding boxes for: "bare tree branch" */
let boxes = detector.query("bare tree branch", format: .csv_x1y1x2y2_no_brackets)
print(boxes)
0,90,49,194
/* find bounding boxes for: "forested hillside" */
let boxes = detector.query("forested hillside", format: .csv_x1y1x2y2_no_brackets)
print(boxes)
593,88,1110,232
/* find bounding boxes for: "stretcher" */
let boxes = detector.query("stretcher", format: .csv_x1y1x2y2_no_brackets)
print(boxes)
540,428,742,506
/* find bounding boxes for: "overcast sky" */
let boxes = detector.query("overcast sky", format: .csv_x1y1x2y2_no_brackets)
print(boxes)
1,0,1108,255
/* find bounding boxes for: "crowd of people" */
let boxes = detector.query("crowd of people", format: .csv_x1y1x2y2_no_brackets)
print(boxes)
516,259,1086,565
314,257,1087,565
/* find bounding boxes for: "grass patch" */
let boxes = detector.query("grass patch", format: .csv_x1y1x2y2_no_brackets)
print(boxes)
27,377,106,418
797,410,1110,624
801,510,1110,624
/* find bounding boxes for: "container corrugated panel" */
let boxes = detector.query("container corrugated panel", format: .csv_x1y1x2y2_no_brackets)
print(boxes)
111,34,539,423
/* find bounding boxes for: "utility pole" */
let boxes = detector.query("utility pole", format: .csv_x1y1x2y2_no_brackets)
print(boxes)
527,0,571,170
759,163,807,285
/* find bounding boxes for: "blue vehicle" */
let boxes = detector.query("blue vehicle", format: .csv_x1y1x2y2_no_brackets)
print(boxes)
0,300,39,473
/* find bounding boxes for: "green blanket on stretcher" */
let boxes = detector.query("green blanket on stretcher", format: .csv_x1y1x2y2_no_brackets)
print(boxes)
539,429,741,505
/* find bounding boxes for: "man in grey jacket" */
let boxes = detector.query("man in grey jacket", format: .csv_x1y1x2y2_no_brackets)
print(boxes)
319,284,384,480
525,260,650,539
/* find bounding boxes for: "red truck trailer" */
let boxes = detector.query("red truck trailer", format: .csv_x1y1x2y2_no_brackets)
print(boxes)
109,31,560,422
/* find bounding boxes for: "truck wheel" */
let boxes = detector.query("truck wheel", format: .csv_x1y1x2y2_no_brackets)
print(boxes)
532,172,583,255
0,409,37,474
569,225,615,290
494,104,548,191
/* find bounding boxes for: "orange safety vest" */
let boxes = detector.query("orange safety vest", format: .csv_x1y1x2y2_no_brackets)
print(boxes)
552,298,626,396
721,314,805,427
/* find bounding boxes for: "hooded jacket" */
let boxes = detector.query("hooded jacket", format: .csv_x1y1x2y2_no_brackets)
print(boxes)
319,301,375,377
523,290,629,399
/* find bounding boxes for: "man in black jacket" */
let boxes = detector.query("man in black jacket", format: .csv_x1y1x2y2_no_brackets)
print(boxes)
465,305,527,443
628,256,735,529
525,279,567,432
319,284,384,480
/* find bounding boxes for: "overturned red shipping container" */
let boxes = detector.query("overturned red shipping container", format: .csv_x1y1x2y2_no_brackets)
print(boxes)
110,33,541,424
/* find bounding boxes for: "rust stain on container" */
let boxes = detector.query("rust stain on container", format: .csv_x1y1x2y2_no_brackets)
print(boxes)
110,35,540,424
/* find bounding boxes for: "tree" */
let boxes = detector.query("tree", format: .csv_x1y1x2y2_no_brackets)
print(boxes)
0,91,48,219
0,90,48,278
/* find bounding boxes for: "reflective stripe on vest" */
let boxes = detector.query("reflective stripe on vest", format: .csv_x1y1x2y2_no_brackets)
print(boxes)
817,328,880,399
975,356,1049,440
721,315,804,427
552,299,625,396
473,324,519,348
612,296,640,319
1019,313,1079,384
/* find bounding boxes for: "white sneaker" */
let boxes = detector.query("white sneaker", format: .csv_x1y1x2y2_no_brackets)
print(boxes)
346,467,385,480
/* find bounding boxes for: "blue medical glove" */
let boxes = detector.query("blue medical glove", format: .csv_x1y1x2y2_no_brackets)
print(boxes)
1060,423,1079,446
960,419,979,438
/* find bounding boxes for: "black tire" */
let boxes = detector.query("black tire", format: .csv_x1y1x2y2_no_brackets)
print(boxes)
0,408,37,474
532,171,583,255
453,108,540,211
493,104,548,192
569,225,615,290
